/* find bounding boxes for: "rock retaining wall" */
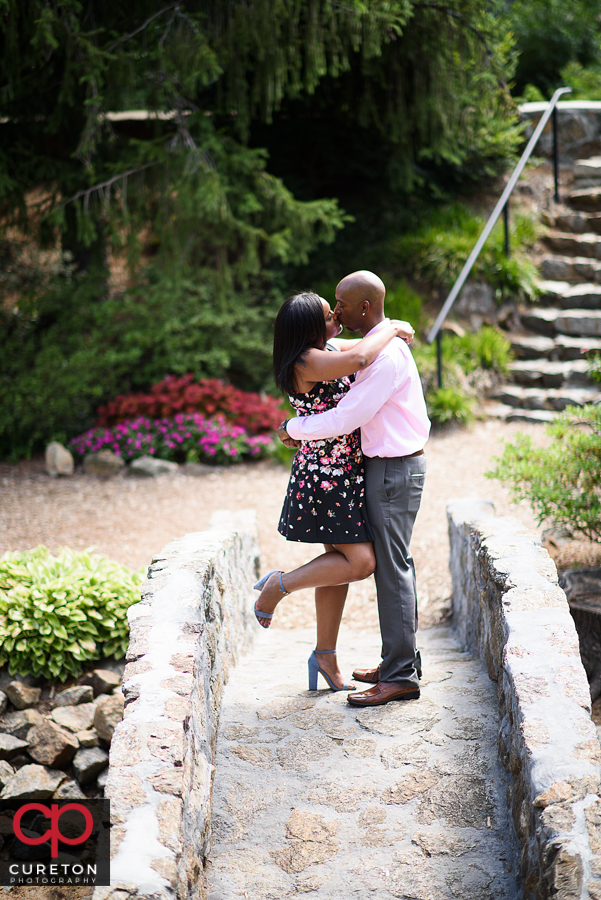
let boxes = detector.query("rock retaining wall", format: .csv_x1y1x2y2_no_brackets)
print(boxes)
93,510,259,900
520,101,601,163
448,499,601,900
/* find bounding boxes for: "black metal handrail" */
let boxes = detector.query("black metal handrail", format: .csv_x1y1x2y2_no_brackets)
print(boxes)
426,86,572,387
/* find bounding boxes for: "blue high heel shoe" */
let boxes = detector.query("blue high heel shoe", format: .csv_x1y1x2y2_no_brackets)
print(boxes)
253,570,289,628
308,650,355,692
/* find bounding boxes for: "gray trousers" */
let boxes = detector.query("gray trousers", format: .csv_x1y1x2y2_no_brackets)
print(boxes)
364,453,426,686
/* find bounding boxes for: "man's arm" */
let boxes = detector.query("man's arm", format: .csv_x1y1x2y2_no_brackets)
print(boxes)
286,353,398,442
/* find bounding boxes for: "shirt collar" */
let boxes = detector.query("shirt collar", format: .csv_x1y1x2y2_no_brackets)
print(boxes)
364,318,390,338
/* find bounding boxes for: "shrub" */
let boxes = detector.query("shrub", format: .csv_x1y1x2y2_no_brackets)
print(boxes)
0,546,143,681
427,387,475,426
487,404,601,543
72,414,274,465
96,374,285,434
447,326,513,375
393,203,540,303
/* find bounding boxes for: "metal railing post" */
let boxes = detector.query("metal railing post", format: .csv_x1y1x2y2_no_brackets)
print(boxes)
553,105,560,203
503,199,510,258
426,86,571,375
436,331,443,389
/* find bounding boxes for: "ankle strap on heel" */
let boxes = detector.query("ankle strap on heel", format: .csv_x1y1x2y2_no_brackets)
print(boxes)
314,649,336,654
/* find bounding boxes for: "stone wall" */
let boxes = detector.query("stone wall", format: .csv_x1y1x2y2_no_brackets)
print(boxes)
93,510,259,900
448,499,601,900
520,101,601,163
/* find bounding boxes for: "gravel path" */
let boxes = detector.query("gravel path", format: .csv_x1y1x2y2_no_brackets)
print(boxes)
0,420,544,634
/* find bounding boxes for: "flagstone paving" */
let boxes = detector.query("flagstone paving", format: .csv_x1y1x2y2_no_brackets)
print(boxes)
206,623,521,900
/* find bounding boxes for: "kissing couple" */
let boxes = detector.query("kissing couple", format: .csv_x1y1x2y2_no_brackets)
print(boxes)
254,270,430,707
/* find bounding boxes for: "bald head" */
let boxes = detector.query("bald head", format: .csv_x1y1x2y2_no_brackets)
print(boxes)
334,270,386,334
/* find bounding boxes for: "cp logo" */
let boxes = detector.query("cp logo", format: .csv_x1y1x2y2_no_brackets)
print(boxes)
13,803,94,858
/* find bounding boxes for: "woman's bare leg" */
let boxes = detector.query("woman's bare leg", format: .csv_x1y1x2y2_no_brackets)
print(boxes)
254,541,374,627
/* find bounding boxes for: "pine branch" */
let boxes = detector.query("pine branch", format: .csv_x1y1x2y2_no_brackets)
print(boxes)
105,5,180,53
60,162,159,210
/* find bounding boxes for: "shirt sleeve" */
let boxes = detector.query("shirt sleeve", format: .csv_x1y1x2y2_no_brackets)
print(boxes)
287,353,398,441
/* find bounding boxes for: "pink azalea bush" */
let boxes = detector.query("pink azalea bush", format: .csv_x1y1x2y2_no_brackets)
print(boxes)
71,413,274,466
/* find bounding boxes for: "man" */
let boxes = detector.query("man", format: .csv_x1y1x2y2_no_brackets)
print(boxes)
278,270,430,707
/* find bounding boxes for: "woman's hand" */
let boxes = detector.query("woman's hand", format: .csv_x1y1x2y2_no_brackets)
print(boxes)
390,319,415,345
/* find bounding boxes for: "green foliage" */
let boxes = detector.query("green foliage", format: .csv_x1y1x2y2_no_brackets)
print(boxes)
446,326,513,374
561,60,601,100
588,352,601,383
393,203,540,302
508,0,601,97
0,546,143,681
427,387,475,426
487,404,601,542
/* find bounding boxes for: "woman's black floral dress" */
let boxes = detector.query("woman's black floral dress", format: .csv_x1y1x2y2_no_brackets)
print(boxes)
278,375,374,544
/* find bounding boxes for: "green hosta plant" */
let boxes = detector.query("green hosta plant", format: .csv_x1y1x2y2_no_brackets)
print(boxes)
487,404,601,543
0,547,143,681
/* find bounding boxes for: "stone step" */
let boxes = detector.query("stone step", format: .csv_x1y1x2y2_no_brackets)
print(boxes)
574,157,601,178
538,281,601,309
508,358,591,387
522,306,601,336
556,333,601,358
492,384,601,411
552,213,601,235
484,401,557,423
539,256,601,284
509,332,601,360
543,232,601,259
569,188,601,212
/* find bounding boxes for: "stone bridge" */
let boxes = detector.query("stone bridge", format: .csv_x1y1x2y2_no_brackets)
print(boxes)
93,504,601,900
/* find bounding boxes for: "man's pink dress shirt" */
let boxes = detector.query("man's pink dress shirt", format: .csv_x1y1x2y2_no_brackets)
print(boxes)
286,319,431,457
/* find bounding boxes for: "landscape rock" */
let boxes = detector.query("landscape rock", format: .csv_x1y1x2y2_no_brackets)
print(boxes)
0,761,14,787
128,456,179,478
97,768,109,789
82,668,122,697
45,441,74,477
83,449,125,477
12,827,51,861
51,703,96,732
76,729,100,748
73,747,109,785
26,721,79,768
0,692,7,716
5,681,41,710
54,779,87,800
93,693,125,742
0,709,44,739
0,734,29,760
182,462,214,477
0,764,67,800
51,684,94,707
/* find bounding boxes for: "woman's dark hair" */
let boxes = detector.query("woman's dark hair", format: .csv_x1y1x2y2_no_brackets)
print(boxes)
273,292,326,395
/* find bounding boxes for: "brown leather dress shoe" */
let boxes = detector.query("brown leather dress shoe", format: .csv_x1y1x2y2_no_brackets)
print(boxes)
352,659,422,683
347,681,420,706
352,664,381,684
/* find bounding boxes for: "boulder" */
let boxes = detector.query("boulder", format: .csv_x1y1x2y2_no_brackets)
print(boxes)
93,693,125,742
5,681,42,710
83,450,125,477
26,721,79,768
82,669,122,697
129,456,178,478
76,729,100,748
0,709,44,739
0,761,14,787
54,779,86,800
51,684,94,708
12,827,51,861
0,734,29,760
51,703,96,733
182,461,213,477
0,692,7,716
45,441,74,477
97,767,109,789
0,764,66,800
73,747,109,785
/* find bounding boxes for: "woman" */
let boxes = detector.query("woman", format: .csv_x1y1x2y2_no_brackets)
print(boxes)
254,292,414,691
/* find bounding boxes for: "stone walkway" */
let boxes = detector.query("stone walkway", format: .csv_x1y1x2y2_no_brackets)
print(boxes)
206,624,522,900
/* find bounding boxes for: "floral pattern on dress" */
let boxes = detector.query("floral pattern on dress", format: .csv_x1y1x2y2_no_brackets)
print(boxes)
278,375,373,544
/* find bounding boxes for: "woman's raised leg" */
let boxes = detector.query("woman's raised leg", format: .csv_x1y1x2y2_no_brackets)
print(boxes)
254,540,375,627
